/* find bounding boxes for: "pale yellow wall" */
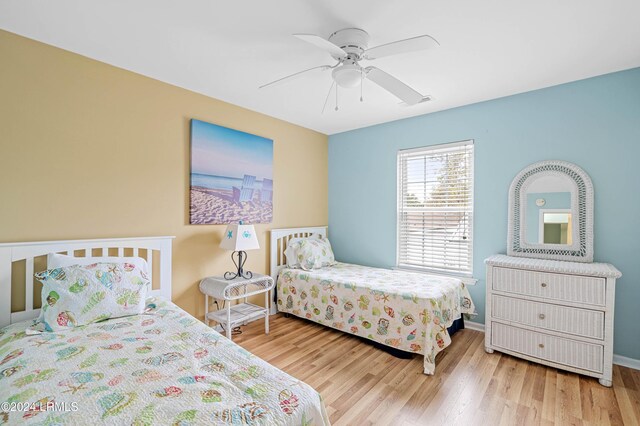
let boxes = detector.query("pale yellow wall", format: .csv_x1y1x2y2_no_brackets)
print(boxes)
0,30,328,318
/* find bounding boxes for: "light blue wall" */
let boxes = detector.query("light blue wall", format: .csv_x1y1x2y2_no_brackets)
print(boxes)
328,68,640,359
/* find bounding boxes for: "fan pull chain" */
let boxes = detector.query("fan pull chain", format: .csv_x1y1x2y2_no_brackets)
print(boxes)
321,81,335,114
335,84,339,111
360,70,364,102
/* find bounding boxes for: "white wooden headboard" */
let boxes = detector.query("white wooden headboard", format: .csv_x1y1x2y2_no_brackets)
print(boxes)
0,236,175,328
269,226,327,313
269,226,328,283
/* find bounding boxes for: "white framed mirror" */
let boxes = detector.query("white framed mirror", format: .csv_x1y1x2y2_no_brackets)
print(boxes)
507,160,594,262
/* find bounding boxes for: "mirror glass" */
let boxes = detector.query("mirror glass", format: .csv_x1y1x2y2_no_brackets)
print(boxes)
525,191,572,245
542,212,572,244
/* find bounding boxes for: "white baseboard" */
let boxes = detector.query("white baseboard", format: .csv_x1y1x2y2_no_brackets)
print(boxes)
465,320,485,332
463,321,639,371
613,354,640,370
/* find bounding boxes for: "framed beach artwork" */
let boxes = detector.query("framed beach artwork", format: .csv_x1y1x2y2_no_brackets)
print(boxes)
190,119,273,224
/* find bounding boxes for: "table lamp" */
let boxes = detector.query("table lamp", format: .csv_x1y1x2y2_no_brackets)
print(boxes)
220,221,260,280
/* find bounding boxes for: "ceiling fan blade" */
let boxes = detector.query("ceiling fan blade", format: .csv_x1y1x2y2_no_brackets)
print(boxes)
259,65,331,89
293,34,347,59
398,95,433,107
365,66,425,105
364,35,439,60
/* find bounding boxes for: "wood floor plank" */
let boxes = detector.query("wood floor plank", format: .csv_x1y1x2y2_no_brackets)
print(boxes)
541,368,558,422
515,363,545,423
612,365,640,426
322,348,387,406
443,335,502,425
417,332,488,423
555,371,583,422
579,375,595,422
370,373,426,425
233,314,640,426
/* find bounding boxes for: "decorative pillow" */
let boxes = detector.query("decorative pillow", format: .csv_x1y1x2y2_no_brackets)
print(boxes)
283,238,310,268
283,235,322,267
39,255,150,324
47,253,149,275
34,262,150,331
285,237,336,271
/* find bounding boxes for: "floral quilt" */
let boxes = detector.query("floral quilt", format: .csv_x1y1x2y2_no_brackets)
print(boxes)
0,298,329,425
276,263,475,375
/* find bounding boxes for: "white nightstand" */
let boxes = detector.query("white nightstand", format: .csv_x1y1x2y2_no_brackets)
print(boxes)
199,274,274,340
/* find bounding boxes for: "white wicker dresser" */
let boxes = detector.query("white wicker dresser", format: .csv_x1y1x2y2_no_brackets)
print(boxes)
484,255,622,386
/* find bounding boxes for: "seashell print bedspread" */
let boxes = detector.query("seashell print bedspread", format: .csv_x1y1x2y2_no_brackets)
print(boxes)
276,263,475,375
0,298,329,425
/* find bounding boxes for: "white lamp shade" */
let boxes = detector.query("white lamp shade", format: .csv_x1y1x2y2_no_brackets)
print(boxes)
220,224,260,251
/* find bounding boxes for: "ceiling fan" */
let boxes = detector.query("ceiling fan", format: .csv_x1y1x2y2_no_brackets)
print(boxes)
259,28,439,110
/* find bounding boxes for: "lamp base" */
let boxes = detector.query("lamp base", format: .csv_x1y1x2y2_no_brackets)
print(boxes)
224,250,253,280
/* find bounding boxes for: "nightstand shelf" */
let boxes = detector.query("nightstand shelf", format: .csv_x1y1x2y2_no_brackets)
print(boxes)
199,273,274,341
205,302,266,326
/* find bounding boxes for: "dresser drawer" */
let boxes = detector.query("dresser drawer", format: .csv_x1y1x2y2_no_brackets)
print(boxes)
491,322,603,373
493,267,606,306
491,295,604,340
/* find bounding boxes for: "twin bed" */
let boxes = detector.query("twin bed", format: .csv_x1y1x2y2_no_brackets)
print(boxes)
270,227,476,375
0,228,475,424
0,237,328,425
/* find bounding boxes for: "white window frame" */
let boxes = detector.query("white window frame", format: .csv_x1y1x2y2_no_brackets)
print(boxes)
396,140,475,279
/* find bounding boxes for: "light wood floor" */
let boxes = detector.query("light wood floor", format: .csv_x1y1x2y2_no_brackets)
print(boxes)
234,314,640,426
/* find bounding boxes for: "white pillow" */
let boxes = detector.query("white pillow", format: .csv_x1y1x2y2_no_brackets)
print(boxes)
35,262,150,331
284,237,336,271
284,235,322,267
37,254,150,325
48,253,149,275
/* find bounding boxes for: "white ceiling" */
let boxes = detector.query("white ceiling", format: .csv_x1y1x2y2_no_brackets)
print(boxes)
1,0,639,135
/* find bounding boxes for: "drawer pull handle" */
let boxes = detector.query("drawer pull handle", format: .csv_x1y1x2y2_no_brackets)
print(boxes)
538,314,546,320
541,283,547,288
538,343,545,349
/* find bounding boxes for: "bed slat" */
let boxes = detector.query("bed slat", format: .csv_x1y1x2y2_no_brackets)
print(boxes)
25,257,34,312
0,247,11,328
147,249,154,284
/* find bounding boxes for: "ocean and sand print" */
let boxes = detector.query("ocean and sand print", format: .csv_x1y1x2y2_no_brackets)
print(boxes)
190,119,273,224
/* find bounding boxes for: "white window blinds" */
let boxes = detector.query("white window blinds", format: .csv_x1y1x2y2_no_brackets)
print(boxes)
397,140,474,276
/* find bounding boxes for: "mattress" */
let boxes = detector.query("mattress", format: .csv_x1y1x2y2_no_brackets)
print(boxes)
0,298,329,425
276,262,475,374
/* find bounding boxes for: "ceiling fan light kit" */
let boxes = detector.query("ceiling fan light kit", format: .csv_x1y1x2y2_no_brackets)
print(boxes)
332,62,362,88
261,28,439,110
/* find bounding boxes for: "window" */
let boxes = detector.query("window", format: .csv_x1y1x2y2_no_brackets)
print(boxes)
397,140,474,276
